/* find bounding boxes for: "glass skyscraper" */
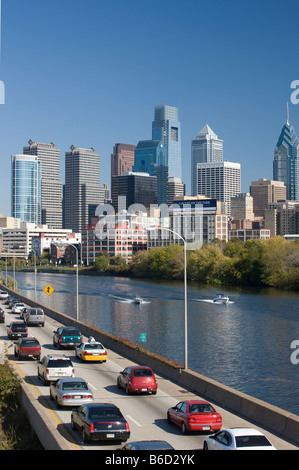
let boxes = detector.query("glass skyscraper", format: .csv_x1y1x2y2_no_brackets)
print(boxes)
273,106,299,201
11,154,41,224
152,105,182,180
133,140,168,205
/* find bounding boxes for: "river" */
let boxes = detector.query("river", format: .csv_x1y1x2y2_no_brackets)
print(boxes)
13,271,299,417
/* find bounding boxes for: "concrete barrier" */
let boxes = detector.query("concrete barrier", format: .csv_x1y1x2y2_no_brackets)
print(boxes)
5,287,299,447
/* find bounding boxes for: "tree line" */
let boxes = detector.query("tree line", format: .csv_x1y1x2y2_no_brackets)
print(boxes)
94,236,299,290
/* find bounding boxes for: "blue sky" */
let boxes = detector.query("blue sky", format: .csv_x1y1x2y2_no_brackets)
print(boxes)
1,0,299,217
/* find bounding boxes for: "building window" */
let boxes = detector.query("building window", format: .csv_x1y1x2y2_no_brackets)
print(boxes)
171,127,178,142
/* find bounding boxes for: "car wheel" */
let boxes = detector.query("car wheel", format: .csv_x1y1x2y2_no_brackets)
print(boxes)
55,397,61,409
81,427,88,443
167,412,172,424
50,391,54,401
125,385,131,395
42,374,48,385
14,349,18,357
117,378,121,389
71,416,76,431
203,441,209,450
181,422,188,434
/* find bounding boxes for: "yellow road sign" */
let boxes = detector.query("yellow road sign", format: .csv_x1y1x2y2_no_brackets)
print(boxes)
43,284,54,296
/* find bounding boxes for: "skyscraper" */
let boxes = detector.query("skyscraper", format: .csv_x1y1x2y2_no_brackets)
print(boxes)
133,140,168,205
23,140,63,228
197,161,241,216
111,143,136,185
273,105,299,201
191,125,223,196
11,154,41,224
111,172,157,212
152,105,182,180
250,178,286,217
64,145,104,232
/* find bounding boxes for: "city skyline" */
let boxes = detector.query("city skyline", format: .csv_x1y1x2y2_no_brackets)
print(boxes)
0,0,299,217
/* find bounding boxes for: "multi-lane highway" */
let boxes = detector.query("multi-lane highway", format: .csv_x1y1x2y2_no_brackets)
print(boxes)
1,300,298,451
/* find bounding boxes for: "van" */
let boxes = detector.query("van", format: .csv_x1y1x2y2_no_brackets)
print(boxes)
24,308,45,327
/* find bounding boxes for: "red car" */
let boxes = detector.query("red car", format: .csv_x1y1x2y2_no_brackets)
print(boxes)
117,366,157,395
14,337,41,360
167,400,222,434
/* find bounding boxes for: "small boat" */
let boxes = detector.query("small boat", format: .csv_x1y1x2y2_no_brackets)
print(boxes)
133,296,143,304
213,293,229,304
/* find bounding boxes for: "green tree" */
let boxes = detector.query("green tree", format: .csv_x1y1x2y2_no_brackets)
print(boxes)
94,252,110,271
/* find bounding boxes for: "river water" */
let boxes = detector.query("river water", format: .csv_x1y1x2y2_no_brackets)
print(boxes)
14,271,299,417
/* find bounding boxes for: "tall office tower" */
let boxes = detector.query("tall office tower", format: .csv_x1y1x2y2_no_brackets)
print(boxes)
111,172,157,212
23,140,63,228
168,177,185,205
250,178,286,217
152,105,182,180
64,145,103,232
191,125,223,196
133,140,168,205
11,154,41,224
197,161,241,216
273,105,299,201
230,193,254,220
111,143,135,182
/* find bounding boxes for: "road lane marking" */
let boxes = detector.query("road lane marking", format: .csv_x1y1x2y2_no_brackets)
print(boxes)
126,415,142,427
88,382,98,390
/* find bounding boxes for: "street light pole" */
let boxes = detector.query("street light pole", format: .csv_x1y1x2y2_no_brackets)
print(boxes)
148,227,188,370
31,249,37,301
71,244,79,322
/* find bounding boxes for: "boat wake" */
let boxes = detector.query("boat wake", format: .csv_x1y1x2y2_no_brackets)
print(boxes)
195,299,234,304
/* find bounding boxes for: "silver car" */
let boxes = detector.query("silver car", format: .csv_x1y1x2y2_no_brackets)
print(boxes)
37,354,75,385
49,377,94,408
24,308,45,327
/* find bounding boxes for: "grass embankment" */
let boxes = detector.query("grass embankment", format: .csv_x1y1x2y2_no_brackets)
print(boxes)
0,361,43,450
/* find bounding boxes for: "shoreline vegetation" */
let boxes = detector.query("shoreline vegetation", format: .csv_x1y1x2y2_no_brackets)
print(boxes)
6,236,299,292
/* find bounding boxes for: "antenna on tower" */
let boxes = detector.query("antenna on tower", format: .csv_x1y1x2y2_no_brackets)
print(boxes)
287,102,290,124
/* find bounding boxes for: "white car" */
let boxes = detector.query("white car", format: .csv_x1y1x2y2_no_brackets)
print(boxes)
0,291,8,299
12,303,26,314
203,428,276,450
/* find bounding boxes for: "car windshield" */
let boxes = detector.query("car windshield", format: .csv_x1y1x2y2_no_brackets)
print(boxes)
22,340,39,347
189,404,215,413
133,369,152,377
89,407,122,420
235,435,272,447
62,382,88,390
84,343,103,350
47,359,73,368
61,329,80,336
11,324,26,330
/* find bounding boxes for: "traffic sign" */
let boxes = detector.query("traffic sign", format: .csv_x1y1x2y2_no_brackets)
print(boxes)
43,284,54,296
139,333,146,342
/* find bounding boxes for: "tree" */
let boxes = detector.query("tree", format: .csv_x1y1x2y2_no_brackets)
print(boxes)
94,252,110,271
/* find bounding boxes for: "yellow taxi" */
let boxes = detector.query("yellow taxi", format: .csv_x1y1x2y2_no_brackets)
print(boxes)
75,337,108,362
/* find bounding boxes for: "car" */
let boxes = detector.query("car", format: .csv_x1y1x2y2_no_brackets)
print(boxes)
24,308,45,327
20,307,30,320
53,326,83,349
75,336,107,362
121,440,174,450
49,377,94,408
0,290,9,299
167,400,222,434
203,427,277,450
12,302,25,314
37,354,75,385
7,321,28,339
5,295,13,305
0,308,5,323
117,366,157,395
9,298,20,309
71,403,130,443
14,337,41,360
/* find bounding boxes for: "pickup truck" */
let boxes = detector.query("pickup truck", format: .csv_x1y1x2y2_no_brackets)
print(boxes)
53,326,83,349
7,321,28,339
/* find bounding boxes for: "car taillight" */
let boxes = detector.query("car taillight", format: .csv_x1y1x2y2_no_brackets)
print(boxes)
99,351,107,356
216,416,222,422
82,394,93,399
72,368,75,374
46,369,49,374
59,337,63,342
81,337,83,342
90,422,94,433
84,351,93,355
188,417,196,423
125,422,130,432
62,395,72,400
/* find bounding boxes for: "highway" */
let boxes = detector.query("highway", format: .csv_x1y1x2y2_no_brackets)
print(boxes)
1,300,298,451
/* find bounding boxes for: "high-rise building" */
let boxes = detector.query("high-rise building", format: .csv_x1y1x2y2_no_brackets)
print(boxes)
168,177,185,205
23,140,63,228
191,124,223,195
230,193,254,220
11,154,41,224
250,178,286,217
111,143,135,184
111,172,157,213
273,105,299,201
63,145,104,232
152,105,182,180
197,161,241,216
133,140,168,205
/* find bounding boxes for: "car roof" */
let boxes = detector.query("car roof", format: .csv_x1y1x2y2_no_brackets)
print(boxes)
57,377,86,382
131,365,153,370
184,400,212,405
225,428,265,437
131,441,174,450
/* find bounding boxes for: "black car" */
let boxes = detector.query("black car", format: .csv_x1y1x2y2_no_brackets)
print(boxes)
7,321,28,339
0,308,5,323
121,440,174,450
71,403,130,443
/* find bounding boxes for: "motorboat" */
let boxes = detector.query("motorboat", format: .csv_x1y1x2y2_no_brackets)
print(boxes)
213,293,229,304
133,296,143,304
